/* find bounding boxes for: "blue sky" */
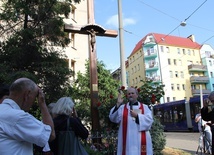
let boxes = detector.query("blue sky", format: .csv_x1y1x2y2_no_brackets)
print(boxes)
93,0,214,71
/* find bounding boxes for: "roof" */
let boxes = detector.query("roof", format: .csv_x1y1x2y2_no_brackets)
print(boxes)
128,32,202,58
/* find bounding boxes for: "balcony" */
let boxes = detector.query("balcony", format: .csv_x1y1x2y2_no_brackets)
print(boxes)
144,49,157,59
145,61,159,71
190,76,209,83
188,64,207,72
146,76,161,83
143,37,156,48
192,89,211,96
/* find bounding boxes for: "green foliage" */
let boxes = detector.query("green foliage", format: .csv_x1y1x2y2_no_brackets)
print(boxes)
71,60,120,128
0,0,82,104
138,78,165,105
150,117,166,155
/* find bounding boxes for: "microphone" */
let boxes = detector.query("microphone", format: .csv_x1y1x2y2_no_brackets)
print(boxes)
129,98,133,110
129,99,135,121
130,102,133,110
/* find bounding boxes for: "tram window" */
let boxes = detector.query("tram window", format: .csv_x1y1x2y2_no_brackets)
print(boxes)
173,105,185,122
174,109,178,122
163,110,172,122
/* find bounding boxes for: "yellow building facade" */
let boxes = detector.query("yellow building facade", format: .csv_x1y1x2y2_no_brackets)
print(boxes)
127,33,210,103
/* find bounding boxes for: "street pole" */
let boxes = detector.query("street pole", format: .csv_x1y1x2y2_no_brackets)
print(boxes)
117,0,127,87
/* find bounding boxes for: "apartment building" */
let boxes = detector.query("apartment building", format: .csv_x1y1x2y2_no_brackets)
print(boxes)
200,44,214,91
126,33,214,103
62,1,89,79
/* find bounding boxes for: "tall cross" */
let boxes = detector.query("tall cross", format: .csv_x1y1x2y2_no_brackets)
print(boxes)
64,0,118,142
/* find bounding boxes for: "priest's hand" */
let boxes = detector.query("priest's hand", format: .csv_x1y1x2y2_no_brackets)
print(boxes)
130,110,138,118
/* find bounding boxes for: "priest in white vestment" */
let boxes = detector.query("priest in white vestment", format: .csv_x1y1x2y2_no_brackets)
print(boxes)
109,87,153,155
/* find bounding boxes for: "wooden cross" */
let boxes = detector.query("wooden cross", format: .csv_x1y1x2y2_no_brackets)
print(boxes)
64,0,118,141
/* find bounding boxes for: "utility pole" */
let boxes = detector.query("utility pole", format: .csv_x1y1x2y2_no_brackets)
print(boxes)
64,1,117,143
117,0,127,87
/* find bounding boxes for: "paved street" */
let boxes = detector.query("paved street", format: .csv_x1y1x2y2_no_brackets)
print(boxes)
165,132,210,155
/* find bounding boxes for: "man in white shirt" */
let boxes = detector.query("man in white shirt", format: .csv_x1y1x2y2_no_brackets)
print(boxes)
109,87,153,155
0,77,55,155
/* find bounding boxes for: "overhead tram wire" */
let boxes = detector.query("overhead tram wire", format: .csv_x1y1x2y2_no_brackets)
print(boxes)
124,0,211,44
183,0,208,23
136,0,181,22
122,0,212,85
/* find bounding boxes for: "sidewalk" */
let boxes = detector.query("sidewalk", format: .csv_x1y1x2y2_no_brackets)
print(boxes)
165,132,210,155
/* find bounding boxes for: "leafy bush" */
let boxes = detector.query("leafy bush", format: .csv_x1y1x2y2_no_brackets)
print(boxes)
151,117,166,155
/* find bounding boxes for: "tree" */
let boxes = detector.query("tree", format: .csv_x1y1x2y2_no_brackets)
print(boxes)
0,0,81,104
138,78,165,105
70,60,120,129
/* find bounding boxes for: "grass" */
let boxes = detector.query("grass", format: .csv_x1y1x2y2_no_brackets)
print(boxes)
161,147,191,155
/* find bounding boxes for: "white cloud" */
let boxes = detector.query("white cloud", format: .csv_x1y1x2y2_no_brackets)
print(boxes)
106,14,136,28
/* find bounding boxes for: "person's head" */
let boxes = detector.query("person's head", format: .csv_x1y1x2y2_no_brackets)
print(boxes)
127,87,138,103
9,78,39,111
51,97,75,116
208,91,214,104
0,84,10,103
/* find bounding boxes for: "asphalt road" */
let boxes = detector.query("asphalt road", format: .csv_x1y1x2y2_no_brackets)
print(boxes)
165,132,210,155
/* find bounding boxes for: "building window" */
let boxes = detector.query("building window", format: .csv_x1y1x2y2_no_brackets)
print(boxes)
182,49,186,55
177,48,180,54
166,47,170,53
138,64,140,71
191,85,196,89
211,72,213,78
160,46,164,52
192,50,195,56
182,84,185,90
70,33,75,48
209,60,212,66
70,4,76,20
177,84,180,90
180,71,184,78
170,71,173,78
171,84,174,90
173,97,176,101
188,49,191,55
174,59,177,65
175,71,178,77
168,59,171,65
178,59,182,66
167,97,170,102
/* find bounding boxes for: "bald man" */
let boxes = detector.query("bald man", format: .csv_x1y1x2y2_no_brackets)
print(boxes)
0,78,55,155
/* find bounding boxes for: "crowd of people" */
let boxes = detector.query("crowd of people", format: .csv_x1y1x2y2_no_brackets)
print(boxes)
0,77,213,155
0,78,89,155
0,78,154,155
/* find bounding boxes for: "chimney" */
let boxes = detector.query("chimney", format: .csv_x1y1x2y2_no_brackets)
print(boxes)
187,35,195,42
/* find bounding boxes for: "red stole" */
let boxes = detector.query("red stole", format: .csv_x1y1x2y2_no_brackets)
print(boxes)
122,103,146,155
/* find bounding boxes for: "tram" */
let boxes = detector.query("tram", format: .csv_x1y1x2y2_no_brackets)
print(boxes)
153,95,208,131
